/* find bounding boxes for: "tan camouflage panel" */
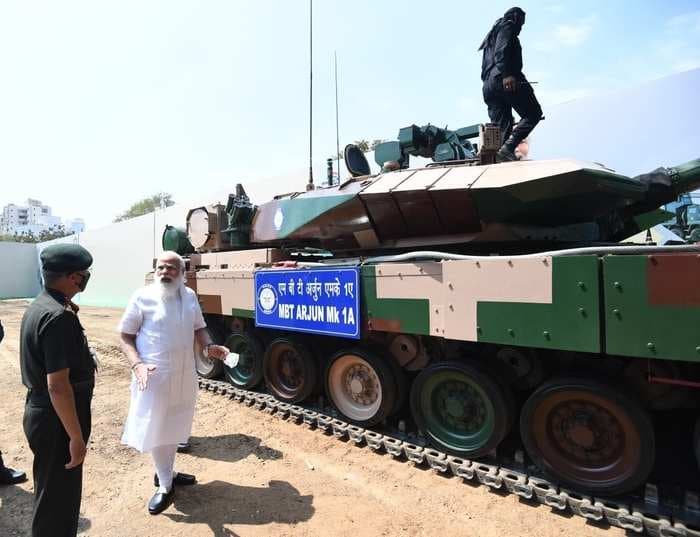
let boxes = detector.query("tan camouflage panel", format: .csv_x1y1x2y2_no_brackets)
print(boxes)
468,159,610,188
374,257,552,341
193,249,285,316
190,248,284,269
196,269,253,315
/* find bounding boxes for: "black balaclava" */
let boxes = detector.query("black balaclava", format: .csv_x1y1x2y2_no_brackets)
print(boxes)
479,7,526,50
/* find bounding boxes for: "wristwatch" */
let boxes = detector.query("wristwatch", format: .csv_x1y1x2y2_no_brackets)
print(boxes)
203,343,213,356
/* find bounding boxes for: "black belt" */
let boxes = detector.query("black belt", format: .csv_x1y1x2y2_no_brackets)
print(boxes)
26,378,95,405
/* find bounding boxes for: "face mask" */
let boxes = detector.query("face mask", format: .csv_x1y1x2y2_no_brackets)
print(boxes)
76,271,91,292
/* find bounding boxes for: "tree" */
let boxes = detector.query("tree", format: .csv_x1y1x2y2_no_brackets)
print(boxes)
0,225,74,244
353,139,370,152
114,192,174,223
351,139,386,153
370,139,385,151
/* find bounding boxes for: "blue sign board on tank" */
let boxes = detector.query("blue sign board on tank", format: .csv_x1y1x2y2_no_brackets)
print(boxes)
254,267,360,339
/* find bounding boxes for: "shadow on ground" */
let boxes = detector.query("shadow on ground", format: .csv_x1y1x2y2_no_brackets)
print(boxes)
0,482,33,536
164,479,314,537
186,434,283,464
0,483,92,536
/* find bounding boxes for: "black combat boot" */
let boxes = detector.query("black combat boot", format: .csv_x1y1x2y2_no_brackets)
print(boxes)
496,146,518,162
496,134,520,163
0,452,27,485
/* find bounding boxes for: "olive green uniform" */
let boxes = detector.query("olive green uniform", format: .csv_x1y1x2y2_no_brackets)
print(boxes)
20,289,95,537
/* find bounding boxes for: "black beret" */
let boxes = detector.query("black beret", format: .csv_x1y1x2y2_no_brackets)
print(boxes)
40,244,93,273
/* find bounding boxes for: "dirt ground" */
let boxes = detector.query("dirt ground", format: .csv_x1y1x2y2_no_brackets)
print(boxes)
0,300,626,537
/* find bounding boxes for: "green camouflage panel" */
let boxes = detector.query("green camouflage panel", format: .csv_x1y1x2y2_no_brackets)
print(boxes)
604,253,700,362
363,256,600,353
194,250,700,362
251,194,356,242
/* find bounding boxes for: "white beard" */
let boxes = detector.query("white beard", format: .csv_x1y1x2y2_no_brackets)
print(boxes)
156,274,185,301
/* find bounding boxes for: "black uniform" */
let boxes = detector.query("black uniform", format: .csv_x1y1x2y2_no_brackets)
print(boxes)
1,318,27,485
20,289,95,537
480,7,542,152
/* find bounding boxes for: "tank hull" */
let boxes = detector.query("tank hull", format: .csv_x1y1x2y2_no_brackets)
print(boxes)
187,245,700,498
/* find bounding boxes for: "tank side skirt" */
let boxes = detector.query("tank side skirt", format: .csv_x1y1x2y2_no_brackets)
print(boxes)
476,256,600,353
604,254,700,363
195,253,699,361
364,256,600,354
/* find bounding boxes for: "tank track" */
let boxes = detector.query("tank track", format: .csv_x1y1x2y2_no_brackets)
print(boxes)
197,376,700,537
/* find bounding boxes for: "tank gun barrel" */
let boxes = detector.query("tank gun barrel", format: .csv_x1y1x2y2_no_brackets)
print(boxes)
670,158,700,198
628,158,700,216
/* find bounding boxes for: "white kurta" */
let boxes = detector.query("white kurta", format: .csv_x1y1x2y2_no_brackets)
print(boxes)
118,284,206,453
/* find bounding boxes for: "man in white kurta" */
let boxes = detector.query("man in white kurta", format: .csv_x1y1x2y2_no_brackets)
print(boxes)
118,251,227,515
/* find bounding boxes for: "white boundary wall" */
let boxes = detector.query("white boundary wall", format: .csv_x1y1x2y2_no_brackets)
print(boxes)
38,203,193,308
531,68,699,175
0,241,41,299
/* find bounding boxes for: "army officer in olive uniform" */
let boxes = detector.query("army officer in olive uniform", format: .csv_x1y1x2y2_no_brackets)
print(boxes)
20,244,95,537
1,319,27,485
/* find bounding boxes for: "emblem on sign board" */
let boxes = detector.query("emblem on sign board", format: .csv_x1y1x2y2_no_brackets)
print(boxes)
273,208,284,231
258,284,277,315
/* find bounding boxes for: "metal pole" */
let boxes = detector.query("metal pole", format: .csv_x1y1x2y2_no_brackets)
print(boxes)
308,0,314,189
334,50,340,185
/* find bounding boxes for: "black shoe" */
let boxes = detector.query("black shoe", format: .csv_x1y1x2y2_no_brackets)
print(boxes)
495,146,518,163
176,442,191,453
154,472,196,487
148,486,175,515
0,467,27,485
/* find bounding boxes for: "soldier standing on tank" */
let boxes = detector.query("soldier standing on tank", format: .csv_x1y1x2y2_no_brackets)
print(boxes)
20,244,96,537
0,319,27,485
479,7,543,162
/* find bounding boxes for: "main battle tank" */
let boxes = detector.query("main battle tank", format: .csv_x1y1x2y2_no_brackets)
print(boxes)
175,123,700,257
167,123,700,505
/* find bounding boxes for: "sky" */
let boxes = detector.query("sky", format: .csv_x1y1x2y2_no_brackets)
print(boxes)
1,0,699,230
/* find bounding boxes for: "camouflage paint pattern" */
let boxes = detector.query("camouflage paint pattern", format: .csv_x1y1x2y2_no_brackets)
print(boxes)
604,253,700,362
249,158,664,249
192,248,283,318
363,256,600,353
192,250,700,363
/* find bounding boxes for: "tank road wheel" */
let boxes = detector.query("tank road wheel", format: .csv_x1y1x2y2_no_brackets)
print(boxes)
223,331,265,389
520,378,655,496
410,362,514,459
325,348,398,427
194,318,226,379
195,336,223,378
263,338,318,403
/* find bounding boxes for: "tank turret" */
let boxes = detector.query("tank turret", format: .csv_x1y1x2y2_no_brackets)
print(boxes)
249,152,700,254
184,123,700,256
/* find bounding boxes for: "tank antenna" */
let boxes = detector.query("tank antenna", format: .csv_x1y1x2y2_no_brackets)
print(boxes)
334,50,340,185
307,0,314,191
